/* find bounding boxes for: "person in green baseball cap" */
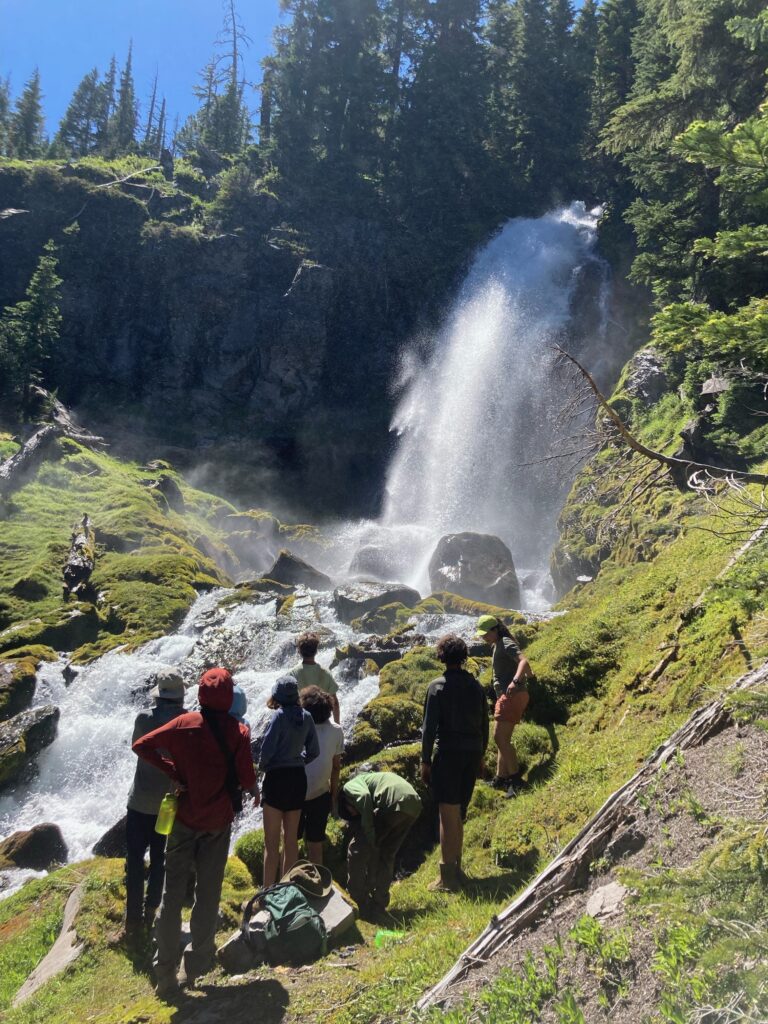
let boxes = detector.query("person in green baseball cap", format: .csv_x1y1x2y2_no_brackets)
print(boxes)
476,615,531,797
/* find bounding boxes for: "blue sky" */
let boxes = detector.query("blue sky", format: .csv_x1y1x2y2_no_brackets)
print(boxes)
1,0,283,136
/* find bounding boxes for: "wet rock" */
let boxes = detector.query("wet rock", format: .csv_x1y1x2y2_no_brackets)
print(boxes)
0,659,37,722
93,815,127,858
0,705,60,789
334,632,426,670
520,571,557,603
348,545,397,580
0,822,68,870
147,472,186,513
624,346,668,406
333,582,421,625
265,550,332,590
428,533,520,609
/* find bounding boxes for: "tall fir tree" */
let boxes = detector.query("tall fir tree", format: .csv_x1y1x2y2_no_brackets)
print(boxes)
0,76,11,155
9,69,45,158
399,0,492,233
0,240,62,411
113,43,138,153
95,54,117,153
53,68,102,157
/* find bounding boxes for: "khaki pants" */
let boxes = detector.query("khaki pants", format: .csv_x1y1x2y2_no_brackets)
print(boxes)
154,819,231,981
347,809,418,913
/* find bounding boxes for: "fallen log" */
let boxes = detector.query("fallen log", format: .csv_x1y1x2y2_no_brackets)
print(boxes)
63,514,96,600
0,425,62,498
417,657,768,1010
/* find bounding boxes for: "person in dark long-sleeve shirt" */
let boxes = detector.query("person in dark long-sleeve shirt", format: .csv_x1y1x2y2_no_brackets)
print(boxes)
421,634,488,892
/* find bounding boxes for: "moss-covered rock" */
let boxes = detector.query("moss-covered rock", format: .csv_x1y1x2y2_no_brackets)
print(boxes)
347,694,424,759
233,829,265,884
0,704,59,789
0,658,37,722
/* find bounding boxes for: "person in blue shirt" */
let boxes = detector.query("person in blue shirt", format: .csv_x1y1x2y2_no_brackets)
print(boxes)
259,674,319,886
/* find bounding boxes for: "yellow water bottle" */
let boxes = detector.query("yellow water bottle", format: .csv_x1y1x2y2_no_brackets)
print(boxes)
155,793,178,836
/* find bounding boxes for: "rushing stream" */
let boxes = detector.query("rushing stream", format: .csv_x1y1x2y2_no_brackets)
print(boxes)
0,201,609,895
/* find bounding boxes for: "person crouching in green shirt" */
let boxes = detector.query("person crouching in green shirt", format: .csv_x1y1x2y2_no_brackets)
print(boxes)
338,771,421,920
292,631,340,724
421,634,488,892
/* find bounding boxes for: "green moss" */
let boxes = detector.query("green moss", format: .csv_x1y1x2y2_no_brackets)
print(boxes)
233,830,265,884
348,694,423,758
0,439,238,662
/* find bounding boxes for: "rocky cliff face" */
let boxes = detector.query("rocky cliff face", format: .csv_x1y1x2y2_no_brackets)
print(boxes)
0,164,428,515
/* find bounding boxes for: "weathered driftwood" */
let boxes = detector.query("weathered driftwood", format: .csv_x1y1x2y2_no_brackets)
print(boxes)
0,425,62,498
417,658,768,1010
63,514,96,599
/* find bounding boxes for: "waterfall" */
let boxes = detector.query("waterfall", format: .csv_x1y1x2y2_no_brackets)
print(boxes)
331,202,608,594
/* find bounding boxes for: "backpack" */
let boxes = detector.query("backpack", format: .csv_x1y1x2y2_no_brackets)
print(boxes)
241,883,328,965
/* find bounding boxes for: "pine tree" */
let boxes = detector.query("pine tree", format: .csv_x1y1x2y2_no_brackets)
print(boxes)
0,76,11,156
9,69,45,158
0,240,62,411
53,68,101,157
95,55,117,153
113,43,138,153
399,0,492,232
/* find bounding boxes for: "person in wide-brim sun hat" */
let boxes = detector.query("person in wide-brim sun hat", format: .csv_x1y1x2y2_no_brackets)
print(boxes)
475,615,532,798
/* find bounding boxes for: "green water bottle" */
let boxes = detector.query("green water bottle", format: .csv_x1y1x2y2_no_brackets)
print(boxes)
374,929,405,948
155,793,178,836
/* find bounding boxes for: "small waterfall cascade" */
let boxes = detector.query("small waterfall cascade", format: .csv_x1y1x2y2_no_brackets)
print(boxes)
0,589,378,894
329,202,608,595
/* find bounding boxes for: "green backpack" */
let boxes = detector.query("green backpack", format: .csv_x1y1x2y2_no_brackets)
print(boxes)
242,883,328,965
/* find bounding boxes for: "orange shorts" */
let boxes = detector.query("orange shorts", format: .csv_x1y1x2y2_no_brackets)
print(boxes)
494,687,529,725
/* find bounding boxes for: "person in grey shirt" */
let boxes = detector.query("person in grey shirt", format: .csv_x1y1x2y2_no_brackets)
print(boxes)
123,668,186,937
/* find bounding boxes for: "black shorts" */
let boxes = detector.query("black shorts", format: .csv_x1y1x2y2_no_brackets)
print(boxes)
299,791,333,844
262,766,307,813
431,749,481,818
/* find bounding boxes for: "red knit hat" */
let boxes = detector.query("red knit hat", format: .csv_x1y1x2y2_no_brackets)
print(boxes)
199,667,234,711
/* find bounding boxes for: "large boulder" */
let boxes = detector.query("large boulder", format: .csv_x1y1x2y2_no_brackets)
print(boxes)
0,659,37,722
333,582,421,625
0,704,60,789
93,815,127,858
265,550,332,590
0,822,67,870
623,346,668,406
428,533,520,609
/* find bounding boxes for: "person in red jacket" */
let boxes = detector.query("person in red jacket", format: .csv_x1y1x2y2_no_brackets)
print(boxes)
133,667,258,999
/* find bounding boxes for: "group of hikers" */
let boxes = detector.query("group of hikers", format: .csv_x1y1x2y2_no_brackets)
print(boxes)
126,618,531,998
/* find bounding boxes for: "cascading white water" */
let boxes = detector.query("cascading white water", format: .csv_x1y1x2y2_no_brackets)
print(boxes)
0,588,381,894
327,202,607,597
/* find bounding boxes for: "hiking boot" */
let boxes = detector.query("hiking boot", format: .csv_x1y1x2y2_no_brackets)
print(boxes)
177,962,198,990
427,862,461,893
490,775,509,790
154,971,180,1001
505,774,527,799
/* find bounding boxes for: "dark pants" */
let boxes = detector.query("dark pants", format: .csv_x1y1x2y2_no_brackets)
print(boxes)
347,809,418,913
125,808,167,924
154,819,231,982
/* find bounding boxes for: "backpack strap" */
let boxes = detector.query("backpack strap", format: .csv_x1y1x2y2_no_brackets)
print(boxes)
202,709,243,813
